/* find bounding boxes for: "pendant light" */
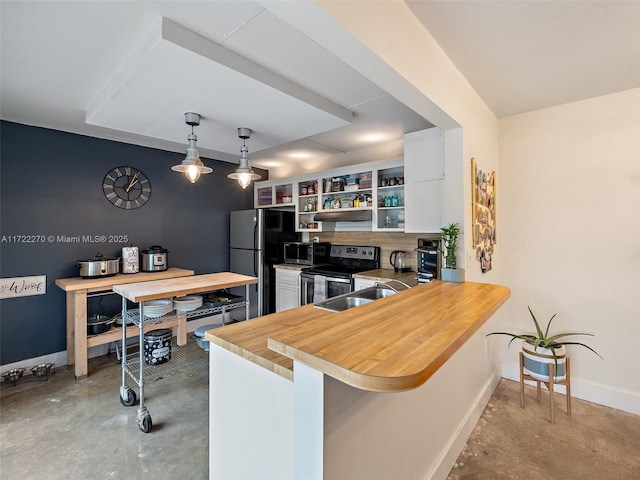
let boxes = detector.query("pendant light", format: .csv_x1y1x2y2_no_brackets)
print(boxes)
228,127,261,189
171,112,213,183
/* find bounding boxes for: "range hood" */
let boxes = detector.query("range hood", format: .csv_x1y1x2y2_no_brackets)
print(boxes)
313,210,372,222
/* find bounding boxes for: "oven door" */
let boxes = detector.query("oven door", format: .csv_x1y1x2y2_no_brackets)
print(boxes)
300,274,352,305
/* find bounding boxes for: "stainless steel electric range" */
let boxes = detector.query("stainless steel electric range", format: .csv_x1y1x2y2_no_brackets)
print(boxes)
300,245,380,305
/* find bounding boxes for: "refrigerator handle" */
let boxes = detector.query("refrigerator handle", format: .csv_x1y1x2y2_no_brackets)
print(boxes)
254,249,258,277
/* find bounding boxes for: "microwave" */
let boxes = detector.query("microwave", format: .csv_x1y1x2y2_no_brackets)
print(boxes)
283,242,331,266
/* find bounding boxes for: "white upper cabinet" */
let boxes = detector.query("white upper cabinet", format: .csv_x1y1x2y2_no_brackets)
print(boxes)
256,182,293,208
404,128,444,233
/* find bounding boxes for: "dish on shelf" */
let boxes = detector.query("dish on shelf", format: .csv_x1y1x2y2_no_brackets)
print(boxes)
142,299,174,318
202,291,243,308
173,295,203,312
112,313,133,326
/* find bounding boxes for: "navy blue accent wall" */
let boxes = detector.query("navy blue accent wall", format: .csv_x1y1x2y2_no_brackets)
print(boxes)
0,121,266,364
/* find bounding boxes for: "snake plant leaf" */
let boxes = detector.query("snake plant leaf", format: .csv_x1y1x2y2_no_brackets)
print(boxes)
487,307,602,360
557,341,604,359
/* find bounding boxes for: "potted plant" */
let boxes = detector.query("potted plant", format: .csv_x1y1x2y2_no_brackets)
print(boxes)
439,222,465,282
487,306,602,382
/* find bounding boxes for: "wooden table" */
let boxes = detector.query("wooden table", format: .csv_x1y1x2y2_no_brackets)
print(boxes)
112,272,259,303
55,268,194,378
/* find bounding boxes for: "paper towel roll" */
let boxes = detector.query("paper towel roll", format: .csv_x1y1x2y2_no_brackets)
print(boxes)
122,246,139,274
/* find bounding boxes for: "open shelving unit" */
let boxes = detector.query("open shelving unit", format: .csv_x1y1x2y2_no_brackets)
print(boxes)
253,157,405,232
112,272,258,433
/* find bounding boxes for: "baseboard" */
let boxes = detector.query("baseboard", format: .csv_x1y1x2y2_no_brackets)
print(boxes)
0,350,68,377
502,361,640,416
428,371,502,480
1,314,223,379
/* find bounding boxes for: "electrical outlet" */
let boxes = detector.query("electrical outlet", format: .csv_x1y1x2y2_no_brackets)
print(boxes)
313,236,319,243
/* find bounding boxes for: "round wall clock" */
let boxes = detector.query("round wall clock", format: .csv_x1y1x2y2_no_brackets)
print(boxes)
102,166,151,210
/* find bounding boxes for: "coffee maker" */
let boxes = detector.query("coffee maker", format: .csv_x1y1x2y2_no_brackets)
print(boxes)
415,235,442,283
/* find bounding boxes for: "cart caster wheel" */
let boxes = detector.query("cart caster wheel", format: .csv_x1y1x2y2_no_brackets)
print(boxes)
139,415,152,433
120,388,136,407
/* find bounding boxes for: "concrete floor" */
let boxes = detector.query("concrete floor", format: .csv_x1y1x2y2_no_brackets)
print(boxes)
1,348,209,480
2,350,639,480
447,379,640,480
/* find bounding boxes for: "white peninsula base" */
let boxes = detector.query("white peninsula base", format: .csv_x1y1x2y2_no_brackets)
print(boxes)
209,327,501,480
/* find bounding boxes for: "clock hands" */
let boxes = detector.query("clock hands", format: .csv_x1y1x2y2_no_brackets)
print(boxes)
125,172,140,193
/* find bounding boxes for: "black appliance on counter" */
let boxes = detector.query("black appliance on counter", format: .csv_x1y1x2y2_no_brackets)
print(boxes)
415,235,442,284
283,241,331,266
300,245,380,305
229,209,300,319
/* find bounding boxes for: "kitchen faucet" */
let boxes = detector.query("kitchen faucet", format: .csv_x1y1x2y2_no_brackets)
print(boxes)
375,279,412,292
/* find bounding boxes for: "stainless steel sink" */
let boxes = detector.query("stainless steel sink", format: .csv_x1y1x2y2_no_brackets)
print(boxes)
353,287,397,300
313,286,396,312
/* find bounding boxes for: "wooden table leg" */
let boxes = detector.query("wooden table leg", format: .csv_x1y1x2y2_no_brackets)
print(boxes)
66,292,75,367
176,311,187,346
73,290,88,379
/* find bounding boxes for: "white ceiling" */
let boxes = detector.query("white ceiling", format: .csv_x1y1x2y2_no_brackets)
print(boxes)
407,0,640,118
1,1,638,174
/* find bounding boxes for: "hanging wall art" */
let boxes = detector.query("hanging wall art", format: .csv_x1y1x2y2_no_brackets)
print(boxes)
471,158,496,273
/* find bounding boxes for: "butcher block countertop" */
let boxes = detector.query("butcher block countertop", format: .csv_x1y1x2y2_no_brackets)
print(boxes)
55,267,195,292
352,268,420,286
113,272,258,303
207,281,510,392
273,263,310,271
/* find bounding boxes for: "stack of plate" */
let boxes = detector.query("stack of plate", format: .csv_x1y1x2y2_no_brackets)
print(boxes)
142,299,174,318
173,295,203,312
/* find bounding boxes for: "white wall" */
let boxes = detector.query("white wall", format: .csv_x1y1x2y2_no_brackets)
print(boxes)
498,88,640,414
266,2,639,413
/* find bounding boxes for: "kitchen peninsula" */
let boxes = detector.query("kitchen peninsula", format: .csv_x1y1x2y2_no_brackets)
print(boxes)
206,280,510,480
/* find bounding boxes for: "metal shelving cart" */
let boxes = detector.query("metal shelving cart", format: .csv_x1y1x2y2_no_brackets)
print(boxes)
112,273,258,433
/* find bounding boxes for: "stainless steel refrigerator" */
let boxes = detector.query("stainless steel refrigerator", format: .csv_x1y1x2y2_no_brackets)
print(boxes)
229,209,299,319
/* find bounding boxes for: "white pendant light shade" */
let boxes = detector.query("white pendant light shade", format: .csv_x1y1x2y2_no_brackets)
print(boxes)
236,171,254,189
171,113,212,183
228,128,261,189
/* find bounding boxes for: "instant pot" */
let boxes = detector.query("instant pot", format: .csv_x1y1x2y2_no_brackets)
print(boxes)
140,245,168,272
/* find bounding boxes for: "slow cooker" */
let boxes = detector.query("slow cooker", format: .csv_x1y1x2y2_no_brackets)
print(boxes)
76,253,120,278
140,245,168,272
